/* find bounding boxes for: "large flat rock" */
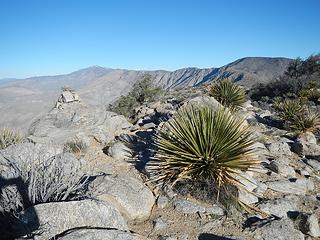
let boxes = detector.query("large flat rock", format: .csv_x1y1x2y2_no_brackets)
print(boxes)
266,178,314,195
57,229,147,240
93,174,155,221
253,218,304,240
28,104,132,145
22,199,128,240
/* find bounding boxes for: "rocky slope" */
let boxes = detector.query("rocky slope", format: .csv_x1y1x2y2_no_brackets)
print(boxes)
0,57,291,130
1,87,319,240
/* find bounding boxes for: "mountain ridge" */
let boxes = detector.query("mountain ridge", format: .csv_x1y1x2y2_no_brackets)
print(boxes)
0,56,292,130
0,57,291,87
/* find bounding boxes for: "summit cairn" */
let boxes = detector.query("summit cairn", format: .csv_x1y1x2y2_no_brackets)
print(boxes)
55,86,80,109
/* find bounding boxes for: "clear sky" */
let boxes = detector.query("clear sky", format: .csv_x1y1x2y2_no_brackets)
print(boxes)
0,0,319,78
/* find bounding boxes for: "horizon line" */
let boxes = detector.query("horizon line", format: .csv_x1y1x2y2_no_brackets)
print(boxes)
0,55,295,80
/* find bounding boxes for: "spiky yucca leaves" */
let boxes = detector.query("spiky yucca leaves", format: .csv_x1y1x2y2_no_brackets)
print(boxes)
290,109,320,133
150,105,258,200
209,79,246,110
273,98,320,133
299,88,320,103
272,97,283,108
0,128,24,150
273,98,304,121
298,80,320,103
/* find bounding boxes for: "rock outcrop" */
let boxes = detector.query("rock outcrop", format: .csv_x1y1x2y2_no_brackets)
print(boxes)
22,200,128,240
55,88,81,109
28,91,132,145
92,174,155,221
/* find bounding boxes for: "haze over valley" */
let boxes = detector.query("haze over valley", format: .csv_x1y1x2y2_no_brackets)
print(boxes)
0,57,291,130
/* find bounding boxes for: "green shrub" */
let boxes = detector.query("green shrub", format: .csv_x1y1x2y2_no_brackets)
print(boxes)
150,105,258,202
250,54,320,101
0,128,24,150
273,98,320,133
290,109,320,133
209,78,246,110
109,74,164,118
273,98,304,121
298,81,320,103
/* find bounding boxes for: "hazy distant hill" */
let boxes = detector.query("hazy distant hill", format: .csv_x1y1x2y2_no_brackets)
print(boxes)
0,78,17,85
0,57,292,130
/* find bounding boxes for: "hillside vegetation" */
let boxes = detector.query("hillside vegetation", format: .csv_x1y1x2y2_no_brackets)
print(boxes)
109,74,164,119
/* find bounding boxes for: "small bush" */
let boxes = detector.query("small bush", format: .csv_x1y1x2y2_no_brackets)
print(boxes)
250,54,320,101
273,98,320,133
298,81,320,103
290,109,320,133
0,151,90,217
0,128,24,150
273,98,304,121
209,78,246,110
64,137,88,154
109,95,137,118
150,105,258,203
109,74,164,118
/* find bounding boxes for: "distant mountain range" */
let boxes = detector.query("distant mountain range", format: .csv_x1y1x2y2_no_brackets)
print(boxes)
0,78,17,84
0,57,292,130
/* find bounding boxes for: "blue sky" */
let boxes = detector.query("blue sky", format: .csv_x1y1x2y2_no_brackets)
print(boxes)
0,0,319,78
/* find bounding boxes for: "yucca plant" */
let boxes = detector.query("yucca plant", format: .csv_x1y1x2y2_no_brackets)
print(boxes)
0,128,24,150
290,108,320,133
273,98,304,121
209,79,246,110
150,105,259,201
299,88,320,103
272,97,283,109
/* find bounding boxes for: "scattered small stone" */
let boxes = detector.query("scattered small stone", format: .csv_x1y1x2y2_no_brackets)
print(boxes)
303,195,320,206
266,141,293,157
236,172,258,192
258,195,299,218
159,236,177,240
238,190,259,205
130,124,140,132
153,218,168,232
157,195,169,209
200,220,223,232
298,168,311,177
266,178,314,195
173,199,224,216
253,182,268,195
259,110,272,118
141,122,157,130
305,158,320,171
136,118,144,125
292,132,320,157
252,218,304,240
296,213,320,237
182,96,221,111
268,159,296,178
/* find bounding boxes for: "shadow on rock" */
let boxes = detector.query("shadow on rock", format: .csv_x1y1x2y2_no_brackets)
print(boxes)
119,129,157,172
198,233,237,240
255,113,283,129
0,176,40,239
119,111,171,172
